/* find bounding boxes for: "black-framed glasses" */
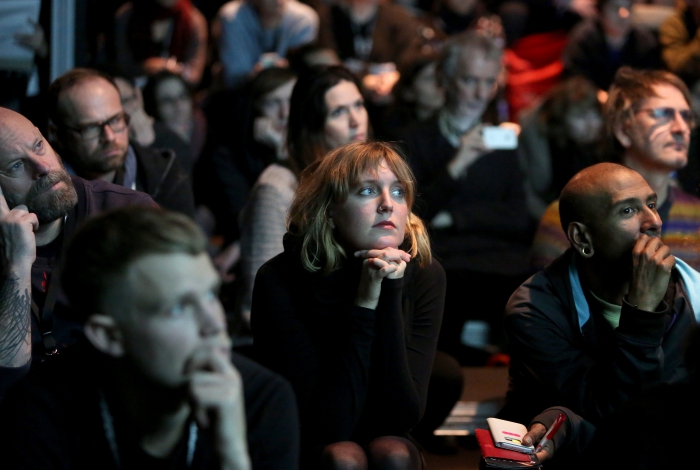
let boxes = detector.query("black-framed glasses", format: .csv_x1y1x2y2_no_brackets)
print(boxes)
63,112,130,140
635,107,695,127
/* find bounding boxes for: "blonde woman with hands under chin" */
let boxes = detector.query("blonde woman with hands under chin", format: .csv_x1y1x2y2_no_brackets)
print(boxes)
251,141,445,469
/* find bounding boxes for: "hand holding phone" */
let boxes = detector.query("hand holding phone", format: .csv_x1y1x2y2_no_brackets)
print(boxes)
482,126,518,150
486,417,535,454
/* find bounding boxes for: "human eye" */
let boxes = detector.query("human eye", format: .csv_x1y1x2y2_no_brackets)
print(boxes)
167,299,195,318
354,99,365,109
648,202,657,210
81,124,102,139
391,185,406,198
460,76,477,86
329,106,345,118
358,186,376,196
621,206,636,215
650,108,674,121
6,161,24,173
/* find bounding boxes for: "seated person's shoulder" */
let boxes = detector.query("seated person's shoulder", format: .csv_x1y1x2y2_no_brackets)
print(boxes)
218,0,247,22
285,0,319,20
71,175,155,207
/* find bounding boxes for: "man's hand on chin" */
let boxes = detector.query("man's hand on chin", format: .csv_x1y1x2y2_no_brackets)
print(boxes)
627,234,675,312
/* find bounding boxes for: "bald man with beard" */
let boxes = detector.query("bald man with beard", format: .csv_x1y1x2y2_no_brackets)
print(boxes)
0,107,154,397
499,163,700,432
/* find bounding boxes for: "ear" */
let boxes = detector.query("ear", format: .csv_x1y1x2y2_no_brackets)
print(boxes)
84,314,125,358
613,119,632,148
567,221,594,258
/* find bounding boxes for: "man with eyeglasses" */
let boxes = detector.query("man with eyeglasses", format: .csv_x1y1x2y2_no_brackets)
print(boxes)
497,68,700,446
0,107,155,398
47,68,195,218
530,66,700,271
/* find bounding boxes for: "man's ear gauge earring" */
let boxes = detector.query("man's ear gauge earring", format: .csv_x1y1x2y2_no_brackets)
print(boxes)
582,247,590,256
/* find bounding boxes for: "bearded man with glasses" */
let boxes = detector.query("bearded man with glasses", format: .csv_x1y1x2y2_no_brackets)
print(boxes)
47,68,195,218
530,66,700,271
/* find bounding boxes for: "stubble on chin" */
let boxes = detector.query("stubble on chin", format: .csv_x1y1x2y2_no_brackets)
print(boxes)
15,170,78,224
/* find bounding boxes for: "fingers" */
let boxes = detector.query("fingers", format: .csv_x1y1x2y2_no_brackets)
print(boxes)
188,347,241,430
354,248,411,263
13,205,39,232
632,235,675,272
522,423,546,447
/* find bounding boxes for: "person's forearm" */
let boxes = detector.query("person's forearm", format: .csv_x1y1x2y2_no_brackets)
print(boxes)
0,267,32,368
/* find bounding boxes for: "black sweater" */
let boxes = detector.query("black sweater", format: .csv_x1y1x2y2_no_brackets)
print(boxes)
0,342,300,469
250,236,445,465
401,117,534,275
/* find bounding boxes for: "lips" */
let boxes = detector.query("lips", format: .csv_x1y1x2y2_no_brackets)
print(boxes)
373,221,396,228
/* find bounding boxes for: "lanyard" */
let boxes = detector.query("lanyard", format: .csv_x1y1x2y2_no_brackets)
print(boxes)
30,215,68,356
98,391,198,469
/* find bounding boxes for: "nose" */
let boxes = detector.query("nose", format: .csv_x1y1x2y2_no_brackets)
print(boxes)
100,123,117,143
670,109,691,135
29,155,52,179
378,188,393,213
476,80,491,101
641,205,662,236
348,109,359,129
198,298,226,337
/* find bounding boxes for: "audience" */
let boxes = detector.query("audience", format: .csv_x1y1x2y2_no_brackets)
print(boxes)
142,70,208,175
530,67,700,271
0,206,300,469
659,0,700,85
204,67,297,247
0,107,154,397
316,0,425,100
112,73,193,174
238,65,367,327
402,30,533,363
215,0,319,88
251,141,444,468
47,68,196,217
563,0,662,91
500,162,700,431
518,75,604,221
377,51,444,140
112,0,208,87
6,1,700,467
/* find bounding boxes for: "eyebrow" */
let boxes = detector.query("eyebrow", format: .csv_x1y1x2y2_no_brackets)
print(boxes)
611,193,657,208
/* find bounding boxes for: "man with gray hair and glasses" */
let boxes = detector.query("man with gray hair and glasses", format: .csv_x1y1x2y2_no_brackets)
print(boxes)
47,68,195,217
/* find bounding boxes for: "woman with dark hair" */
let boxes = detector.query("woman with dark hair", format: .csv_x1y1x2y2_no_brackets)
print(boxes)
112,0,207,86
287,65,369,172
518,75,605,221
237,65,369,326
142,70,207,174
251,141,444,469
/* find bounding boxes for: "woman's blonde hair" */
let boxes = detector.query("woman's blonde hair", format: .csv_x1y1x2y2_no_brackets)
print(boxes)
287,141,432,273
